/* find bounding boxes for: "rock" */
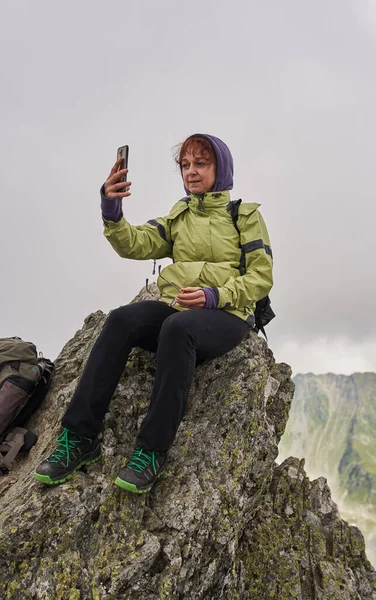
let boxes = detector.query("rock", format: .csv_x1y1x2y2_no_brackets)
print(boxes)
0,285,375,599
279,372,376,566
231,457,376,599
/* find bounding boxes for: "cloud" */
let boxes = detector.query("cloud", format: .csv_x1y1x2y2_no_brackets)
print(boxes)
352,1,376,38
273,336,376,375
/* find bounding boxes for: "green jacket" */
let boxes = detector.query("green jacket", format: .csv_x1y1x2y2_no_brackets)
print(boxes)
103,191,273,325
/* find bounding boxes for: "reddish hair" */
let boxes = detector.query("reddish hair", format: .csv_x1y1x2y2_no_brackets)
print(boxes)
174,135,216,167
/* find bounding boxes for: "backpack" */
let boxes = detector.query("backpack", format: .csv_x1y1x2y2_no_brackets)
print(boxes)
0,337,54,474
227,199,276,338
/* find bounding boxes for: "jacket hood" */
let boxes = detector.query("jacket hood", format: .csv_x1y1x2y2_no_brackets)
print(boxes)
182,133,234,194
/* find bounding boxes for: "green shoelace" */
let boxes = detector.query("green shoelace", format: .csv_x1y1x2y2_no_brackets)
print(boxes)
47,429,83,466
127,448,157,474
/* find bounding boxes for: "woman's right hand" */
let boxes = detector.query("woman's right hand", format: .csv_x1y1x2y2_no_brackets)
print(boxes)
104,159,132,199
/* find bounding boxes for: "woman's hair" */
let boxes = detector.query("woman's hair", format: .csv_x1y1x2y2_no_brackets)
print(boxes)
174,135,216,167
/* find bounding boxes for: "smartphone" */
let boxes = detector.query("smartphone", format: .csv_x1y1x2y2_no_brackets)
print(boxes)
117,145,129,192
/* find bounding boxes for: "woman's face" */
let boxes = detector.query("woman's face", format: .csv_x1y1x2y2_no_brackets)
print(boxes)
181,150,216,194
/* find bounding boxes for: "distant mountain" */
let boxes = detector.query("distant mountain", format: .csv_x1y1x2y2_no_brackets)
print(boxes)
278,372,376,566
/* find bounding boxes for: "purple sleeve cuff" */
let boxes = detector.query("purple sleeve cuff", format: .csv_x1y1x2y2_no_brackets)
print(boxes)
100,184,123,223
202,287,219,309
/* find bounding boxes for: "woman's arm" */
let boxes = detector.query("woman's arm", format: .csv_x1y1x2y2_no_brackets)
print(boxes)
215,209,273,310
103,216,172,261
100,159,172,261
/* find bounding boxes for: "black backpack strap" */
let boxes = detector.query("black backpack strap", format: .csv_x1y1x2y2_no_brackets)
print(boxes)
227,200,246,275
254,297,276,338
226,199,242,232
227,200,275,337
257,325,268,340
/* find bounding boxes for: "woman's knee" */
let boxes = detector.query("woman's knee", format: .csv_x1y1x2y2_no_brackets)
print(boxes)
159,312,195,343
102,301,169,338
103,305,134,332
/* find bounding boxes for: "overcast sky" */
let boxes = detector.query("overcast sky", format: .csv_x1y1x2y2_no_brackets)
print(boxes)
1,0,375,375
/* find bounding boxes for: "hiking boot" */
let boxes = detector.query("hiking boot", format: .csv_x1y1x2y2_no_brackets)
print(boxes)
114,447,167,493
34,428,101,485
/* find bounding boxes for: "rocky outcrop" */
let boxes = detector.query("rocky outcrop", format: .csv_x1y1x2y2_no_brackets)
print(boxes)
279,372,376,567
234,458,376,599
0,286,375,599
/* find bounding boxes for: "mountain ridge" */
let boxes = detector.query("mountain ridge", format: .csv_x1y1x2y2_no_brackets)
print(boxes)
279,371,376,567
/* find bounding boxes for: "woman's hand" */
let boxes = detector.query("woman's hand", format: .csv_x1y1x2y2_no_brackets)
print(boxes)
104,159,132,198
176,287,206,308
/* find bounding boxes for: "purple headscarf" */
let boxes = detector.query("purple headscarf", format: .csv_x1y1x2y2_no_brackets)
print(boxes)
182,133,234,195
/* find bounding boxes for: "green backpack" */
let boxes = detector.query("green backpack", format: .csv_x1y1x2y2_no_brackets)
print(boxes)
0,337,54,474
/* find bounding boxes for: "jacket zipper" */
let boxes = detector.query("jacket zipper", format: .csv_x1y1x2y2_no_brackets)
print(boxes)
198,194,205,212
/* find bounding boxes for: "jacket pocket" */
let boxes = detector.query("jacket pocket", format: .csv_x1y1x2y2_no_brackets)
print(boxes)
159,262,206,292
198,262,240,288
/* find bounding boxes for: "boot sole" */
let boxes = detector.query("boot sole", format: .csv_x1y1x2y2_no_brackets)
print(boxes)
114,471,164,494
34,454,101,485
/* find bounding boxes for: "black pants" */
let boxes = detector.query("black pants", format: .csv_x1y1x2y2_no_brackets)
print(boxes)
62,301,250,451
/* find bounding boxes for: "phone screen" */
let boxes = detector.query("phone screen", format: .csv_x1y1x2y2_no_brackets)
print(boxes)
117,145,129,188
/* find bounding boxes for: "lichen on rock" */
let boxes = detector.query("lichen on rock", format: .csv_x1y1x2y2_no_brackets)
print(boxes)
0,285,375,599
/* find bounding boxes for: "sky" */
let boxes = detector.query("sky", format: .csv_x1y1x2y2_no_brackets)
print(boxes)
1,0,375,375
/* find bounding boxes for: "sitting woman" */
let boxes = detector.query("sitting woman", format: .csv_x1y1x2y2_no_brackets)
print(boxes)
34,134,273,493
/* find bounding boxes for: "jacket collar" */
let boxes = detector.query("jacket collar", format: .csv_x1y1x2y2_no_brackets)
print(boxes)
188,191,231,210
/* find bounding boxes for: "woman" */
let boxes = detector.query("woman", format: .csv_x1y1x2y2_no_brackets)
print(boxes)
34,134,273,493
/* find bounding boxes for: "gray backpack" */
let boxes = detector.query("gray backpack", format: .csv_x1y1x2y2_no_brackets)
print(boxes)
0,337,54,473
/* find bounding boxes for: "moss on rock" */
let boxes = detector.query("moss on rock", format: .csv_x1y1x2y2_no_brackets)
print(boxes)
0,286,375,598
